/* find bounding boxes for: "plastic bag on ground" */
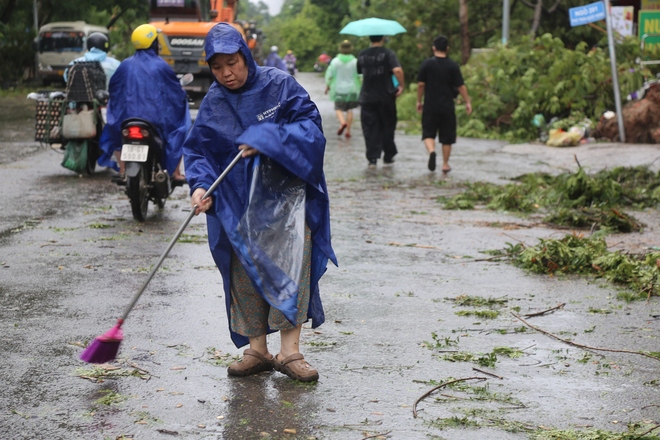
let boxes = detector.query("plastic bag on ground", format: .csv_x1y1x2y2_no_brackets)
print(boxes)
546,128,583,147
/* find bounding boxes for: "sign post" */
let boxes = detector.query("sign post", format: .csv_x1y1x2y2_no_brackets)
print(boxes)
569,1,625,142
604,0,626,142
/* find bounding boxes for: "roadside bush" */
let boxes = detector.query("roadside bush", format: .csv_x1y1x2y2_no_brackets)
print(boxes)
397,33,660,143
0,23,35,86
396,83,421,135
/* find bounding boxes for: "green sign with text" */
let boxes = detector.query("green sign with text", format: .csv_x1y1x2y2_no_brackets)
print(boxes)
639,10,660,47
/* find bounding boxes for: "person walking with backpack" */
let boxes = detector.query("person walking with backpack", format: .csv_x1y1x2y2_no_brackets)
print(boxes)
357,35,404,168
416,35,472,172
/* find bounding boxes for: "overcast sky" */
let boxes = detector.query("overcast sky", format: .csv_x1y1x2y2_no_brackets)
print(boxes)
259,0,284,16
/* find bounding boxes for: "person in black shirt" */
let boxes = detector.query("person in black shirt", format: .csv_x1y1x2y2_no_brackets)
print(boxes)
357,35,404,168
416,35,472,172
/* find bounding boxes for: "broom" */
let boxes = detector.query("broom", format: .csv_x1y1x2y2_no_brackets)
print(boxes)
80,151,243,363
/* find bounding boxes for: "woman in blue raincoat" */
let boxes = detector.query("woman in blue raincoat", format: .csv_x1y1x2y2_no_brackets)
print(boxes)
184,23,336,382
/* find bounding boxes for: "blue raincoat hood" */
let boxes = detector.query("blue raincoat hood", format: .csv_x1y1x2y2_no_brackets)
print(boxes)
184,23,337,348
204,23,258,91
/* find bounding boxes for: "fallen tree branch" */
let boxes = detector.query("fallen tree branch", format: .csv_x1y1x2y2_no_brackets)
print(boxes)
473,256,506,262
413,377,487,418
511,312,660,362
523,303,565,318
638,424,660,437
127,361,152,380
501,232,525,244
361,431,392,440
472,367,503,379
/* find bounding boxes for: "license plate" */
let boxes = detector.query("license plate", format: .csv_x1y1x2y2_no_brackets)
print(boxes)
121,144,149,162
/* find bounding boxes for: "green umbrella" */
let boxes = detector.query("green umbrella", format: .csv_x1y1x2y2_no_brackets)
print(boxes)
339,17,406,37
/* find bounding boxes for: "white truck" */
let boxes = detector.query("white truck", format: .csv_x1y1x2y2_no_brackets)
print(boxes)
36,21,109,85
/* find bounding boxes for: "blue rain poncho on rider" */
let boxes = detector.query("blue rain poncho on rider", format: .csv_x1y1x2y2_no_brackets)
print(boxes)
98,46,190,175
183,23,337,348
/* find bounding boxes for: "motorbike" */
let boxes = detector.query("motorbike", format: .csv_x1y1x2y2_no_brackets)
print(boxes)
285,60,296,76
30,60,108,175
120,118,170,221
118,73,193,221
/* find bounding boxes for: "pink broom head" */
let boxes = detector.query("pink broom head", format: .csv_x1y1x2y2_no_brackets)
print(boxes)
80,319,124,364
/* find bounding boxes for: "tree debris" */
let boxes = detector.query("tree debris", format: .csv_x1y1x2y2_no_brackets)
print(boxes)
511,312,660,362
523,303,566,318
413,377,487,418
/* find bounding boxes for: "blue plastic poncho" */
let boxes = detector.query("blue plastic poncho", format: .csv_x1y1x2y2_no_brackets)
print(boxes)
98,48,191,175
264,52,287,71
183,23,337,348
63,48,121,88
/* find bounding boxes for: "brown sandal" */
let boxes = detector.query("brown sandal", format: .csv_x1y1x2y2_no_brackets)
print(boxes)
273,353,319,382
227,349,274,377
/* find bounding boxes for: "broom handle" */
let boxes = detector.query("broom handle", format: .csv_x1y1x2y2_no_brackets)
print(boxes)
119,150,244,322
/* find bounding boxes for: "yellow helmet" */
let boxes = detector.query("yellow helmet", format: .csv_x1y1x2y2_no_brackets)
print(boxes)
131,24,159,50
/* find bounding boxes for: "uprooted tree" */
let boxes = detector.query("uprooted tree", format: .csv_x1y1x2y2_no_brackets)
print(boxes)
593,82,660,143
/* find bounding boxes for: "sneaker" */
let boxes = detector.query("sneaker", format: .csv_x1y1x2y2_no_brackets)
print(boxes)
383,157,395,167
368,159,377,169
428,152,437,171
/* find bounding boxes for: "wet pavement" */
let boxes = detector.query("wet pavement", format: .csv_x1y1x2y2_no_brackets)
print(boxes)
0,73,659,440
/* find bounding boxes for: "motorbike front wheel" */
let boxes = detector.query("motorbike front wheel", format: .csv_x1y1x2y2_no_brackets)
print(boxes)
127,165,149,221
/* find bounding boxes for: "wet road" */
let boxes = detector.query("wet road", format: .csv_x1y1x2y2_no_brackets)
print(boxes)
1,73,660,440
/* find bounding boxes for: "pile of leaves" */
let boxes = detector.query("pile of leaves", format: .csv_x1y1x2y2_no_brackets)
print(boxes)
440,165,660,232
495,233,660,301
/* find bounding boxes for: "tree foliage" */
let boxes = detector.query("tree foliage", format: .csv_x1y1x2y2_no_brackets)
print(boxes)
5,0,660,144
455,34,659,141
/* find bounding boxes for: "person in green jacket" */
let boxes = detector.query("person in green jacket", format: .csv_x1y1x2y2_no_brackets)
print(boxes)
325,40,362,138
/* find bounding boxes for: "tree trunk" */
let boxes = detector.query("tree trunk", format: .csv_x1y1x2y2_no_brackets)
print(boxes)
529,0,543,36
0,0,18,24
459,0,470,64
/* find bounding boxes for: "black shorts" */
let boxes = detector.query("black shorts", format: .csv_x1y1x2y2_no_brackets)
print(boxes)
334,100,359,111
422,110,456,145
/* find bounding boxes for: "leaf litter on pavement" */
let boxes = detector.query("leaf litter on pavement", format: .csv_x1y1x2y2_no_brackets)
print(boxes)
439,164,660,232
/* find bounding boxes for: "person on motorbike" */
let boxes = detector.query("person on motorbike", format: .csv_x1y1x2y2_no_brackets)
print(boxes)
63,32,120,88
98,24,190,185
264,45,287,71
283,50,297,76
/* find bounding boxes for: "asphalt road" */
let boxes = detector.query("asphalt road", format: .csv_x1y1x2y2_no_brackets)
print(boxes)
0,73,659,440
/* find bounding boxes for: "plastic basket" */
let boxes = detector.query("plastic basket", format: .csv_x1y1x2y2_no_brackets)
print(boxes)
66,61,106,103
34,95,65,143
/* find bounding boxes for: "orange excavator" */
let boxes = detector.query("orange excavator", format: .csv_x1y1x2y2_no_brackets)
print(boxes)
149,0,262,94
